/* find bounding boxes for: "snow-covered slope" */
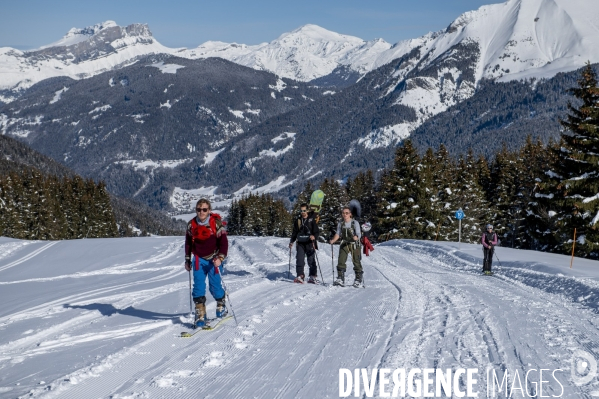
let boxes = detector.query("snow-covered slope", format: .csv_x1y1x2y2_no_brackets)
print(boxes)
4,0,599,99
351,0,599,147
0,21,176,99
181,24,393,82
1,236,599,397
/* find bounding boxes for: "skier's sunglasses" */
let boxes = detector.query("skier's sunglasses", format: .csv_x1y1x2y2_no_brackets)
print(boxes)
300,209,308,213
196,207,210,212
342,211,351,215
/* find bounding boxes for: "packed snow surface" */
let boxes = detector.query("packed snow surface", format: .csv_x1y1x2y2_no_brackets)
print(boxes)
1,237,599,397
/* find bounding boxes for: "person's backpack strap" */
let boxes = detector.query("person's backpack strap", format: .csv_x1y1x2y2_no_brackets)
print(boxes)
352,219,360,238
209,213,226,237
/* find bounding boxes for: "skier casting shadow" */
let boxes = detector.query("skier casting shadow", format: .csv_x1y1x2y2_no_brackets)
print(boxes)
481,223,498,275
185,198,229,327
289,203,320,284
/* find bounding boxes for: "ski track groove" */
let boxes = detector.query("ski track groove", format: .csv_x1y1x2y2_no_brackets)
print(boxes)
0,242,58,273
7,238,599,398
0,241,183,326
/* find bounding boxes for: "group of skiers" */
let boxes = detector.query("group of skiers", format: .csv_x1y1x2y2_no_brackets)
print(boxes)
184,197,499,328
288,203,366,288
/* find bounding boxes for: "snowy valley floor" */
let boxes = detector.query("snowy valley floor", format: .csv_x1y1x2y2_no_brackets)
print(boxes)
0,237,599,398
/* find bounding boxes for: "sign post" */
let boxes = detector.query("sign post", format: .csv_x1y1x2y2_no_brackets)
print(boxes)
455,208,465,248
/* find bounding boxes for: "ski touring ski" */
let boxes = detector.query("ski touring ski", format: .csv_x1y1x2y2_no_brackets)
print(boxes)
180,315,233,337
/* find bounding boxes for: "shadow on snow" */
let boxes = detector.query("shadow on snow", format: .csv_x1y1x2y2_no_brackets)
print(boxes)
63,303,188,324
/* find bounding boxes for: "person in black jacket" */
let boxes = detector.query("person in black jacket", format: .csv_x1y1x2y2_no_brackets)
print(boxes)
289,203,320,283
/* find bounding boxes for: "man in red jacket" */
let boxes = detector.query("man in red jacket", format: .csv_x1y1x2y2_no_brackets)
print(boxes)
185,198,228,327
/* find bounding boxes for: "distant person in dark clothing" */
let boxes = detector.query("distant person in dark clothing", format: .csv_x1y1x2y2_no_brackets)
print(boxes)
481,224,498,275
289,203,320,284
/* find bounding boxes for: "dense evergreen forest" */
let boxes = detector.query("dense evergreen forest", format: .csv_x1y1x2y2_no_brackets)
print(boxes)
0,134,186,239
229,64,599,260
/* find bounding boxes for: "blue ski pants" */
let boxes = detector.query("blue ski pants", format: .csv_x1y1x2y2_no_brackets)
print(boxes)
192,256,225,300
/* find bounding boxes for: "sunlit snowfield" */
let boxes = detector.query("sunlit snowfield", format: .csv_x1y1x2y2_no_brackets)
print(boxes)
0,236,598,398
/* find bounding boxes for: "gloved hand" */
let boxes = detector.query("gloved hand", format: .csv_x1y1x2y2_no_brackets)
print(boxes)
289,242,294,249
185,259,191,271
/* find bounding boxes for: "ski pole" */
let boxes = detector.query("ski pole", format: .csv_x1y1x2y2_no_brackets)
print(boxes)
331,244,335,280
188,270,193,318
313,242,326,285
288,246,292,280
218,268,239,326
494,249,503,269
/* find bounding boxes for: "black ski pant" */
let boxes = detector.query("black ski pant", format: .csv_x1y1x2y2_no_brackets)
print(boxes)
296,242,317,277
483,247,494,271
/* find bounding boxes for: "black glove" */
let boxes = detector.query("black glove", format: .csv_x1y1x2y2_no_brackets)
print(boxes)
185,259,192,270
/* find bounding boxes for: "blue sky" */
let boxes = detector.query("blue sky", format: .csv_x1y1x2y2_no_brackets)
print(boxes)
2,0,497,49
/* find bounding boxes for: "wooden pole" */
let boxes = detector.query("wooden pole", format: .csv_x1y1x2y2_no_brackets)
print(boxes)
435,223,441,241
570,228,577,269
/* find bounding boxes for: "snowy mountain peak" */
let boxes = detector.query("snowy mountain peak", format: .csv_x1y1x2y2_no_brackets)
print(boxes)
39,20,120,50
36,21,153,51
65,20,118,37
281,24,364,44
434,0,599,81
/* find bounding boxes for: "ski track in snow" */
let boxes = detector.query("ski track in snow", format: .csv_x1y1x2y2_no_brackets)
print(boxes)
0,237,598,398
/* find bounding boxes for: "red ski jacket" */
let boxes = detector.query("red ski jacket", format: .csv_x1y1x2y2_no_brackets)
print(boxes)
185,213,228,266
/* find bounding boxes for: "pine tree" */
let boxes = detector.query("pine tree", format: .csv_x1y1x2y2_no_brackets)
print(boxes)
375,140,424,240
419,148,442,240
227,199,242,235
449,150,491,243
346,170,377,223
516,137,550,249
545,63,599,257
318,178,349,241
489,145,519,246
432,145,457,241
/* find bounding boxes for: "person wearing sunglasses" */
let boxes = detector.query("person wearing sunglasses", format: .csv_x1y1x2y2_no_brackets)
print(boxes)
329,206,362,287
184,198,228,327
481,223,498,275
289,203,320,283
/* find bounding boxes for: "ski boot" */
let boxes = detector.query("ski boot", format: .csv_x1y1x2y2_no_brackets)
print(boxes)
307,275,320,284
333,271,345,287
216,297,228,318
294,274,305,284
194,302,207,328
352,274,363,288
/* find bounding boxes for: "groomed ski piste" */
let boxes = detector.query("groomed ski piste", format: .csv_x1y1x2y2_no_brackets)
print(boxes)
1,236,599,398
